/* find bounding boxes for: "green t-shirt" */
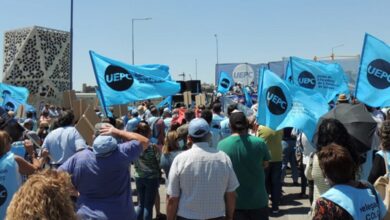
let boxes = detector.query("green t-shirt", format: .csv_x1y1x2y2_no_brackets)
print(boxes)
256,126,283,162
218,134,271,209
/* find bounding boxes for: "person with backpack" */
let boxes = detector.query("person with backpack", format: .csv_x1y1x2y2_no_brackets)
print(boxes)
369,120,390,184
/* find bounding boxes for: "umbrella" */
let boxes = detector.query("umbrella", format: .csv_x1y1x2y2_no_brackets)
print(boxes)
315,103,377,154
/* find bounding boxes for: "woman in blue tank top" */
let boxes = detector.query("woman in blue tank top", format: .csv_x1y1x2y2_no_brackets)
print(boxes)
313,143,387,220
0,131,48,219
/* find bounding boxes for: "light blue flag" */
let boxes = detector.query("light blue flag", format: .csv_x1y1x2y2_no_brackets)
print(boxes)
217,72,234,94
0,83,29,103
257,68,329,140
355,34,390,107
90,51,181,107
243,86,253,107
2,94,22,112
288,56,349,102
136,64,171,80
157,96,172,110
284,62,293,82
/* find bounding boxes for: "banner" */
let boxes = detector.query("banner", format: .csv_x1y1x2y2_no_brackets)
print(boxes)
257,68,329,140
90,51,181,107
217,71,234,94
287,56,349,102
355,34,390,107
215,63,268,87
0,83,29,103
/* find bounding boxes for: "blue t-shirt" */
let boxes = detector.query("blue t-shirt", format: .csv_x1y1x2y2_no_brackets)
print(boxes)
0,152,21,219
43,126,87,165
59,141,143,220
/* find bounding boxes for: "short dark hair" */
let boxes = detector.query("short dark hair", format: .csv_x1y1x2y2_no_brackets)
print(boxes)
190,133,210,143
227,104,238,117
381,120,390,151
318,143,357,185
57,110,74,127
150,107,159,116
200,109,212,124
134,121,151,138
212,103,222,114
26,111,34,118
184,109,195,122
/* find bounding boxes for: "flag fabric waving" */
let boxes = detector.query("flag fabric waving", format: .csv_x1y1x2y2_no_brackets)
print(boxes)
217,72,234,94
243,86,253,107
90,51,181,107
157,96,172,110
355,33,390,107
257,68,329,140
287,56,349,102
2,94,23,112
0,83,29,103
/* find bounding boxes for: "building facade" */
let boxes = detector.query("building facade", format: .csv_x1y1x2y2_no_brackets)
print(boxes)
2,26,70,105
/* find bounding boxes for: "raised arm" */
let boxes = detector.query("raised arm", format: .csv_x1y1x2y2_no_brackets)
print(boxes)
100,124,149,149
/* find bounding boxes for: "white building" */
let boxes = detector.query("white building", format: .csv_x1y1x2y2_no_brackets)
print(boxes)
2,26,70,105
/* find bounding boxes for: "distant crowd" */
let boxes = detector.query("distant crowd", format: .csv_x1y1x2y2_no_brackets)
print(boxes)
0,94,389,220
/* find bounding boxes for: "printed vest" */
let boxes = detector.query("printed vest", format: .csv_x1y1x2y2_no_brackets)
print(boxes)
0,152,21,219
322,184,381,220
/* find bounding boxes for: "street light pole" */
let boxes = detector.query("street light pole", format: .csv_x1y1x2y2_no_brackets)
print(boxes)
214,34,219,64
331,44,344,60
195,59,198,80
132,17,152,65
69,0,74,90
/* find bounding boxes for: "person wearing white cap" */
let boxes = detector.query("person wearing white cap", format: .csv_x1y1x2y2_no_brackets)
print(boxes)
167,118,239,220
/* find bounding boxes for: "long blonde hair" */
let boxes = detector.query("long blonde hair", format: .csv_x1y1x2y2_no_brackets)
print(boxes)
6,170,77,220
162,130,179,154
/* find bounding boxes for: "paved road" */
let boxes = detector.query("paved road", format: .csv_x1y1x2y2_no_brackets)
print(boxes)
131,171,311,220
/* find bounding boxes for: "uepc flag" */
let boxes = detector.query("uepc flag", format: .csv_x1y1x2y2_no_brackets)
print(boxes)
243,86,253,107
217,72,233,94
0,83,29,103
257,68,329,140
287,57,349,102
2,94,22,112
90,51,181,106
157,96,172,110
356,34,390,107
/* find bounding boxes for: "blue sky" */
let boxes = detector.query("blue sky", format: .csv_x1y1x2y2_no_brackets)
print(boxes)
1,0,390,90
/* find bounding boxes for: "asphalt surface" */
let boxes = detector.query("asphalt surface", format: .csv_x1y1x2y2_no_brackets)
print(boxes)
131,168,311,220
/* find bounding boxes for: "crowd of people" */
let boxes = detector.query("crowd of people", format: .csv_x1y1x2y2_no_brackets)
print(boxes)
0,94,389,220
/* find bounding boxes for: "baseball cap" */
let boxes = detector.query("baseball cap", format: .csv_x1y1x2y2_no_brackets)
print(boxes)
229,111,248,130
92,135,118,157
188,118,210,138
